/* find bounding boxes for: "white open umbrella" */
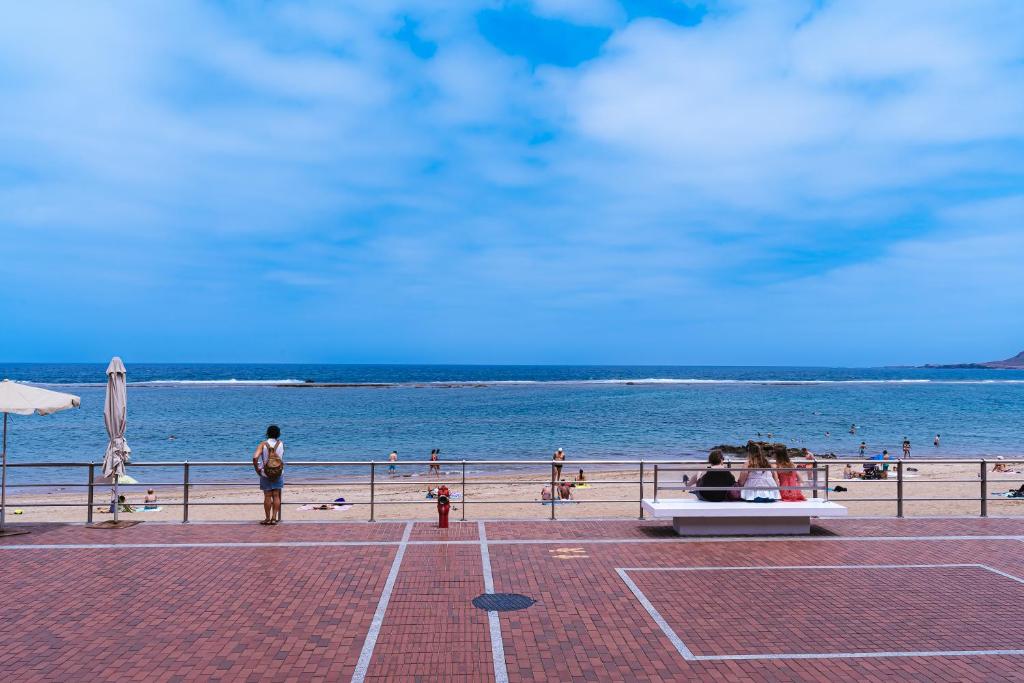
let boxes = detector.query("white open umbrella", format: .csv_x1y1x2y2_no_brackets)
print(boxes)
0,379,81,533
102,357,131,525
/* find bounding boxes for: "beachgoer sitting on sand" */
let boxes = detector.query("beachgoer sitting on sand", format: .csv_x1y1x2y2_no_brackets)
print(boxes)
738,444,780,502
573,469,588,487
143,488,158,510
774,450,806,502
117,494,134,513
843,464,853,480
541,486,552,501
557,480,573,500
993,457,1017,473
864,451,890,479
691,450,736,502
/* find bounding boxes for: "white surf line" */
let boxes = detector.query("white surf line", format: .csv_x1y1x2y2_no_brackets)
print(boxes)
478,521,510,683
350,521,413,683
618,563,1024,663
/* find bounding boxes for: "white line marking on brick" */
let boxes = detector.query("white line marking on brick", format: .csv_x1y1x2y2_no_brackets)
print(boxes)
2,534,1023,552
479,521,509,683
615,568,696,660
350,521,413,683
617,563,1024,662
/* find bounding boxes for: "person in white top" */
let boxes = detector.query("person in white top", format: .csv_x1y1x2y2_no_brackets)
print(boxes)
253,424,284,525
737,444,780,502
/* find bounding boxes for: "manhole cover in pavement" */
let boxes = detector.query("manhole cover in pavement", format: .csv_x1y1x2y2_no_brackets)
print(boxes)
472,593,536,612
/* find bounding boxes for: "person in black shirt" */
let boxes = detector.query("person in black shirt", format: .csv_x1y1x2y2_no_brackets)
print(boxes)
691,450,737,502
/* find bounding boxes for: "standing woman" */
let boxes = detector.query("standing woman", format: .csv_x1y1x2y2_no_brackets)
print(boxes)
553,448,565,480
737,444,780,503
253,424,285,525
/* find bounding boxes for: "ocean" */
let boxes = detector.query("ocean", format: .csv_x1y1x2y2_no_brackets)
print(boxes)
1,363,1022,485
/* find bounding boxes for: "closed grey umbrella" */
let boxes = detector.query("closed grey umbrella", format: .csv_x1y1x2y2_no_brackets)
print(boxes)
101,357,131,524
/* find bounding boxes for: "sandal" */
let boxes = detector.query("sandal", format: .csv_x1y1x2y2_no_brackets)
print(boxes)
260,520,272,525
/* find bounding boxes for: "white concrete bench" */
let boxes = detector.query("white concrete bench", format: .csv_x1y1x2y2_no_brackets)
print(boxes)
642,498,847,536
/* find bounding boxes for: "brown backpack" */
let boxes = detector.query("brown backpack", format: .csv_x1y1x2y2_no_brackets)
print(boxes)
262,441,284,480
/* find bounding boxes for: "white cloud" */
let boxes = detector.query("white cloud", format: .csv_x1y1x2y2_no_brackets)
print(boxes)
567,0,1024,206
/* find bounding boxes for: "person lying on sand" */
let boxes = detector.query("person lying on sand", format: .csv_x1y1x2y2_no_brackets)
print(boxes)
992,457,1020,473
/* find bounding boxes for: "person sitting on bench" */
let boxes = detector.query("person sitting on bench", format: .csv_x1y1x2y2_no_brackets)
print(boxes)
691,450,737,502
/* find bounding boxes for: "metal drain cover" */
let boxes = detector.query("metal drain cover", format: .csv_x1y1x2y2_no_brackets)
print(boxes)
472,593,536,612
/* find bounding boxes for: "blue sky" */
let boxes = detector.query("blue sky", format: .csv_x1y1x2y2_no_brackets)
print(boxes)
1,0,1023,365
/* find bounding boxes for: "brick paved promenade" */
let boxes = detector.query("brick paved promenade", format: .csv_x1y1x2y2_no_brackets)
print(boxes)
2,518,1023,682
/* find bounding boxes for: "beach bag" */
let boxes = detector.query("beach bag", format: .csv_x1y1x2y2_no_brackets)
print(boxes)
262,441,284,481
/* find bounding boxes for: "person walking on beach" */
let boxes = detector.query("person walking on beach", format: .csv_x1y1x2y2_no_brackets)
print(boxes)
553,448,565,479
934,434,940,447
388,450,398,476
429,448,441,475
859,441,866,457
902,438,911,459
253,425,284,525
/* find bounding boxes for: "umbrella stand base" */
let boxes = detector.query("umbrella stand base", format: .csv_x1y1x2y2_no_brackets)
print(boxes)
86,520,142,529
0,528,31,537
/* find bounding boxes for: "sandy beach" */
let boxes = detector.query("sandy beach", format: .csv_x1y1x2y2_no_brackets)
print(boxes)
5,459,1023,524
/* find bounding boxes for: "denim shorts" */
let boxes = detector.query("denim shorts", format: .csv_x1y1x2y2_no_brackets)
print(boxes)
259,475,284,491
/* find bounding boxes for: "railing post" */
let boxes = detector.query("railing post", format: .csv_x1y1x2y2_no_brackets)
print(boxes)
369,462,376,522
653,464,659,503
183,461,190,523
980,460,987,518
461,460,466,522
639,461,645,520
811,463,818,499
823,464,830,501
896,459,903,518
550,462,556,521
86,463,95,524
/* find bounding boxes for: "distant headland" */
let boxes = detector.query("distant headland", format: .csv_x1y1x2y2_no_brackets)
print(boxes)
923,350,1024,369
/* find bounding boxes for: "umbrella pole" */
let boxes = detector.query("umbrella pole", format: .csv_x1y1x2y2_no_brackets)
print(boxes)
113,473,119,524
1,412,7,531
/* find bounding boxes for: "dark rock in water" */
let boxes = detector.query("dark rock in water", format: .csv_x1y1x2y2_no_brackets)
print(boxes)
711,440,836,459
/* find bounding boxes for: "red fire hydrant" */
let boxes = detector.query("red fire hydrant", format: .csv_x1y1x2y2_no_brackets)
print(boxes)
437,485,451,528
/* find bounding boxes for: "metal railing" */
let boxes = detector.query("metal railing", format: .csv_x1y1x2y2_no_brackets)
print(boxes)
1,457,1022,523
